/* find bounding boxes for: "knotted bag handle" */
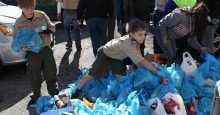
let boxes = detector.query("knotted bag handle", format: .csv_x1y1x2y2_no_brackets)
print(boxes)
182,52,193,60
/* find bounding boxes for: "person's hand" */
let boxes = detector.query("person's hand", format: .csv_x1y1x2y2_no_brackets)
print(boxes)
163,36,169,47
57,13,62,21
77,19,82,26
201,47,212,53
157,70,169,84
35,26,47,33
162,77,169,84
21,46,30,52
34,27,42,33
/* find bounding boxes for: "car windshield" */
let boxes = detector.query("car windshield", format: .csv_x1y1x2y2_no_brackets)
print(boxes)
0,1,6,6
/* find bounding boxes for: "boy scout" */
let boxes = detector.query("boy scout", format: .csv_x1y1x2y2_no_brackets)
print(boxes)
14,0,59,106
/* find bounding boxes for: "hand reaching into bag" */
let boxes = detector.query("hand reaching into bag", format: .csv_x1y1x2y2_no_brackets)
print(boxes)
157,70,169,84
21,46,30,52
200,47,212,54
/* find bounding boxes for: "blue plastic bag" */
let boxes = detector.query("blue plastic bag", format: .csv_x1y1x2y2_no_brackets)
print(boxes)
151,82,177,100
201,53,220,67
107,78,120,98
180,79,198,102
116,91,140,115
73,99,93,115
133,67,161,90
59,67,89,98
108,81,120,98
168,64,184,90
197,97,212,114
191,70,204,89
87,87,101,102
11,28,44,54
126,90,150,115
198,78,216,97
116,74,134,105
138,89,150,115
126,91,140,115
32,96,55,113
80,80,101,100
92,98,117,114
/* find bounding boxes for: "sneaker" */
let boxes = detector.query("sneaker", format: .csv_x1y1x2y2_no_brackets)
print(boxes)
27,98,37,107
66,44,72,49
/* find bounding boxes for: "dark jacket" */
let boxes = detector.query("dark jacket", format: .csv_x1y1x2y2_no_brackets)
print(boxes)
77,0,114,20
204,0,220,19
134,0,154,22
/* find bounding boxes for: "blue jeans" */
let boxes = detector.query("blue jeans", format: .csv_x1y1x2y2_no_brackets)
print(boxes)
63,10,81,50
86,18,108,56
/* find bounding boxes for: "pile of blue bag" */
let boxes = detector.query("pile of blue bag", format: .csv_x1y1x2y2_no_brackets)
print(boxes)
34,54,220,115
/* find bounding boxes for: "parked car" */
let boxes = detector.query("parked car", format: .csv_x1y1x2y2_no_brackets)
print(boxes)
0,1,26,73
0,0,58,21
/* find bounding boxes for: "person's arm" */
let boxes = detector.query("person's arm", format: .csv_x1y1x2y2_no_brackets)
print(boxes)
188,36,211,53
43,12,56,33
188,36,202,51
159,11,182,47
57,0,62,20
137,58,169,84
121,41,166,78
137,59,158,74
40,29,53,34
13,21,19,38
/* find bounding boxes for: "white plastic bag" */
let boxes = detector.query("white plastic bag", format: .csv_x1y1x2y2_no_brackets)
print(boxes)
163,93,187,115
180,52,197,78
148,98,167,115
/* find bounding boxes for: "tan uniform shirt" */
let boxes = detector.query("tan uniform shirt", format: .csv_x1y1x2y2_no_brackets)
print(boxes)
13,10,55,46
103,35,144,65
58,0,79,10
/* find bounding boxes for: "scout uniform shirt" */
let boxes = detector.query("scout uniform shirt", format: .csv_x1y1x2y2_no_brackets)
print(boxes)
57,0,79,10
103,35,144,65
13,10,55,46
